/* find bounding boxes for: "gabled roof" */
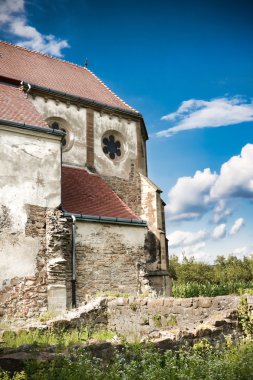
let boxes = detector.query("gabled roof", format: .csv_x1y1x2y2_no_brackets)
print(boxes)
0,83,48,128
0,40,137,114
62,166,140,220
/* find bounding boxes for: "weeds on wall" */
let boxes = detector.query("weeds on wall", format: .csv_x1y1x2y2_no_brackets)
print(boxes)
1,327,115,349
238,297,253,338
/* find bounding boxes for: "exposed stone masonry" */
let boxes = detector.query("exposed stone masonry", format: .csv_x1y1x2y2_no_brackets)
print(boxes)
102,162,142,217
107,295,241,339
75,223,150,304
46,209,72,309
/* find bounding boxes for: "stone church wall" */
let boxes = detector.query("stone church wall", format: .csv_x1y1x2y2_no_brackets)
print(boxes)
75,221,150,304
30,95,87,167
94,112,146,179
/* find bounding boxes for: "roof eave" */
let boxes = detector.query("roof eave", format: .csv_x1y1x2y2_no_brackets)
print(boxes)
0,75,149,140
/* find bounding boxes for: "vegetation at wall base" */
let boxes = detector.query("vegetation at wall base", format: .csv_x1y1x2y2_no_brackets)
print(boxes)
1,297,253,379
2,339,253,380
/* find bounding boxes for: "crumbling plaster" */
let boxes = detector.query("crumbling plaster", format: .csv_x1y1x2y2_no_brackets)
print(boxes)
0,126,61,288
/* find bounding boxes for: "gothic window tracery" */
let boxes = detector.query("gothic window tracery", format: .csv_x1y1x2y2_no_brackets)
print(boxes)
102,135,121,160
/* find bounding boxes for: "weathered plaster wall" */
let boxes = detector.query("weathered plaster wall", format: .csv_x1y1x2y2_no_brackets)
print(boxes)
0,127,61,286
30,95,86,167
0,125,62,318
0,205,48,319
0,207,71,320
75,221,152,303
94,112,140,180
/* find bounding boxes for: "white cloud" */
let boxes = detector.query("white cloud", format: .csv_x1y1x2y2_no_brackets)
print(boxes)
212,224,226,240
166,144,253,222
0,0,69,57
168,229,208,261
168,229,208,248
229,218,245,236
211,144,253,199
158,97,253,138
212,200,232,224
166,168,217,221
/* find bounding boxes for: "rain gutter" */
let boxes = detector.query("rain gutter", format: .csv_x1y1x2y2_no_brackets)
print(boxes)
63,212,147,227
0,118,65,137
70,215,77,308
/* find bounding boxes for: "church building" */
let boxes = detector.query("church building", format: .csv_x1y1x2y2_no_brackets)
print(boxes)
0,40,170,319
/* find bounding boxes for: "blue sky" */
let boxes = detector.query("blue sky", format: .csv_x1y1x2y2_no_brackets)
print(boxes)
1,0,253,262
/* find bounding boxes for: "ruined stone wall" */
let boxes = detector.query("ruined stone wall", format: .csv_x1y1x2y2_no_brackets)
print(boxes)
47,295,249,346
106,295,241,340
75,222,151,304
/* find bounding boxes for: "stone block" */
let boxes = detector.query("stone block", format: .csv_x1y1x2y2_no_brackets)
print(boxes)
173,298,182,306
164,298,174,307
47,284,67,315
181,298,193,308
198,297,212,308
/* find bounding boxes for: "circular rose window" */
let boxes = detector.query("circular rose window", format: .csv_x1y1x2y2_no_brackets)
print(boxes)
102,131,125,161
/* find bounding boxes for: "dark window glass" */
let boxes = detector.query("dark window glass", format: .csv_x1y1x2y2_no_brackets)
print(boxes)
50,122,67,148
51,122,60,130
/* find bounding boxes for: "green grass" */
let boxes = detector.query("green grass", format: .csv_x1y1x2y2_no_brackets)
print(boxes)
1,328,115,349
2,339,253,379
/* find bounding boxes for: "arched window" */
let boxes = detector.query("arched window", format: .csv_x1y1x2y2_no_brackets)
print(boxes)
47,118,74,152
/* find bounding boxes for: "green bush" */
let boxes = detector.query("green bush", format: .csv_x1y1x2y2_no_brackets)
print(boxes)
172,281,253,298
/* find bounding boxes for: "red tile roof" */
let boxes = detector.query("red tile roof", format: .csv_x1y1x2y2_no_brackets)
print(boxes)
62,166,140,220
0,83,48,128
0,40,137,113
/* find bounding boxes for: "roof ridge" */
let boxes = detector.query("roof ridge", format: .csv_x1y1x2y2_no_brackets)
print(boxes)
0,40,85,71
0,40,138,113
